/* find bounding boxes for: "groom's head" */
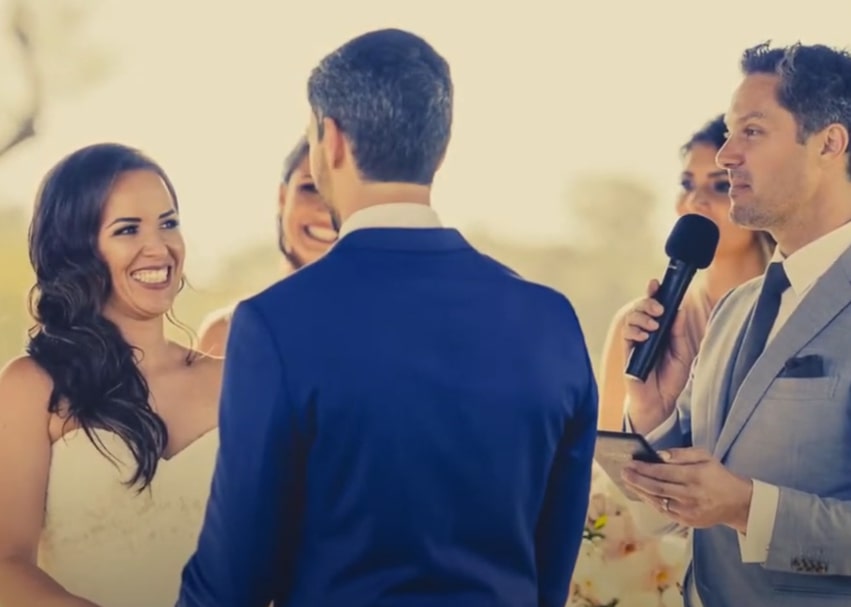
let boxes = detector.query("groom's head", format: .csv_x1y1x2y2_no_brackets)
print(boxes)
305,28,453,229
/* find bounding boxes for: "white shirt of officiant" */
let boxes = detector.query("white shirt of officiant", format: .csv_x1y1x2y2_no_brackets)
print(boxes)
633,218,851,606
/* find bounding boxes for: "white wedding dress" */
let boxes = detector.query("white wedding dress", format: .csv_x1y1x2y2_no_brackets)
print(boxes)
38,427,219,607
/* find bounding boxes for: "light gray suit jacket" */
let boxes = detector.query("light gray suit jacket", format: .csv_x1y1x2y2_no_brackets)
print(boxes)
649,244,851,606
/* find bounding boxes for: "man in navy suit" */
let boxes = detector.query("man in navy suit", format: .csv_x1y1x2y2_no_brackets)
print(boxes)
177,27,597,607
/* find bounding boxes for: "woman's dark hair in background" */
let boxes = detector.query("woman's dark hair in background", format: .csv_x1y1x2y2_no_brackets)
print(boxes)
681,113,727,155
281,136,309,184
27,142,191,490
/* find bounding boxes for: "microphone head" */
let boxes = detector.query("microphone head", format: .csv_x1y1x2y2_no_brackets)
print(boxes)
665,213,720,269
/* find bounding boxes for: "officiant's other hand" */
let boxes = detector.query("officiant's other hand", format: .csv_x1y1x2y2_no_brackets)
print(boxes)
620,447,753,533
621,278,692,433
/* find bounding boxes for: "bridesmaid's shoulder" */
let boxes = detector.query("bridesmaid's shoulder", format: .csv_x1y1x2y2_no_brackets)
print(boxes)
198,304,236,338
196,303,238,358
189,350,224,374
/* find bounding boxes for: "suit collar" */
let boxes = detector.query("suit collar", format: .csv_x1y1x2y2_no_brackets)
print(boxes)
337,202,441,239
330,202,469,252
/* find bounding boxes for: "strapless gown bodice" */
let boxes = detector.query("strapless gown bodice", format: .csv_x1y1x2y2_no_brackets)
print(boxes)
39,427,219,607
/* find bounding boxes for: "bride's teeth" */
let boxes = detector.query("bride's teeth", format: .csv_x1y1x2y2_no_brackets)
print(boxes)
132,269,168,284
306,226,337,242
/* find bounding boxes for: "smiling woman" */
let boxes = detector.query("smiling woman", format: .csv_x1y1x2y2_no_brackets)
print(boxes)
0,142,225,607
97,170,186,319
277,136,339,268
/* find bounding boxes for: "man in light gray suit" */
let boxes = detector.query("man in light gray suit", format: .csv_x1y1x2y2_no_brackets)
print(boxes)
620,41,851,606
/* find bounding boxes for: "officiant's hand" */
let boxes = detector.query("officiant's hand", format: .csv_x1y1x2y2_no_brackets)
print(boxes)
620,447,753,533
621,279,693,432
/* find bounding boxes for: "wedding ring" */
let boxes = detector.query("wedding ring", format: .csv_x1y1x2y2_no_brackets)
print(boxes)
661,497,670,512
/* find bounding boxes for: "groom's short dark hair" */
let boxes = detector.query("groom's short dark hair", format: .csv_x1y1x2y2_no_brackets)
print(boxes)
307,28,453,185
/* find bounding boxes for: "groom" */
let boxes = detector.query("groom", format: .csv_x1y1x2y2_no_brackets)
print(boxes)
177,28,597,607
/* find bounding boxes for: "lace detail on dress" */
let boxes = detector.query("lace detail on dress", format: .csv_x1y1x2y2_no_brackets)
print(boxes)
39,428,218,607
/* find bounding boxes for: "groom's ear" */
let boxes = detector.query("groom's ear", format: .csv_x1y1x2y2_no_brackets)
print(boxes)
321,117,347,170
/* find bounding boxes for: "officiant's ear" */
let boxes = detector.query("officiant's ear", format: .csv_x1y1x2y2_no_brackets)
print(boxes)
818,123,849,164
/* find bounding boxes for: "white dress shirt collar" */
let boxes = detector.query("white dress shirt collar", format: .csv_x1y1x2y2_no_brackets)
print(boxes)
773,220,851,296
336,203,442,240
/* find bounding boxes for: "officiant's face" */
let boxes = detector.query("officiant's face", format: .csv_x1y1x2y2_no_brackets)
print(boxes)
678,142,757,257
717,73,819,232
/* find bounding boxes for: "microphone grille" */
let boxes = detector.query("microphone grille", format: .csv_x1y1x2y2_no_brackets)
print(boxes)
665,214,720,269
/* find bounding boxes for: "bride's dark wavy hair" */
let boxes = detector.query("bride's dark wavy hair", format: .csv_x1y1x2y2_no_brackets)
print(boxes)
26,142,184,491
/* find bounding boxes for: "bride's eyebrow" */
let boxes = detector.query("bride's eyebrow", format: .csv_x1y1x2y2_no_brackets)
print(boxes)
105,209,176,227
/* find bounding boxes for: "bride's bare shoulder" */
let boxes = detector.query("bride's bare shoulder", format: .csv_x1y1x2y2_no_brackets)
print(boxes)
0,355,53,394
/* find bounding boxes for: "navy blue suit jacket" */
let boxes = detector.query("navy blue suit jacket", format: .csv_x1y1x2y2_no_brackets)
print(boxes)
177,227,597,607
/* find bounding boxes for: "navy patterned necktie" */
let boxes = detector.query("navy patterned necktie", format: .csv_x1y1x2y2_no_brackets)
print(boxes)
727,262,790,404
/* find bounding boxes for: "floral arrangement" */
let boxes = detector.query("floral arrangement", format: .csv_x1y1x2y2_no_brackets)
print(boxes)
566,464,688,607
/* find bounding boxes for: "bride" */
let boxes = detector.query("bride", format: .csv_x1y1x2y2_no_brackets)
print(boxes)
0,143,223,606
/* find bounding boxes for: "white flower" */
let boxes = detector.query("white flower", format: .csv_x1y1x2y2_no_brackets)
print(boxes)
569,463,689,607
661,584,685,607
570,540,622,606
616,590,665,607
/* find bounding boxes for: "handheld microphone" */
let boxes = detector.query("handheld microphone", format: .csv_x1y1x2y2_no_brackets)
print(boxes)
625,213,720,382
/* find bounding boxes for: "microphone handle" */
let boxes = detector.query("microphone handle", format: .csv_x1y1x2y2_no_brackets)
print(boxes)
625,259,697,382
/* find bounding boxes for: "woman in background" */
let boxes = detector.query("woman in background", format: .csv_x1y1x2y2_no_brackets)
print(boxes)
197,136,337,356
569,115,773,607
0,143,222,607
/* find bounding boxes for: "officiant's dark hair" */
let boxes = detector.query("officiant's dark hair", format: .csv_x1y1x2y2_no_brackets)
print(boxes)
307,28,453,185
26,142,189,491
740,41,851,178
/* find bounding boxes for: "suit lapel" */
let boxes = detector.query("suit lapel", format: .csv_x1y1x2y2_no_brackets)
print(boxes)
713,251,851,461
702,300,751,450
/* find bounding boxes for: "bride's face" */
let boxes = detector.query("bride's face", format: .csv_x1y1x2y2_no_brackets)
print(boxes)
96,170,185,320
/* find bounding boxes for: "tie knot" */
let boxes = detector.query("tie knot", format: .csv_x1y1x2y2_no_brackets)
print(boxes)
763,262,790,296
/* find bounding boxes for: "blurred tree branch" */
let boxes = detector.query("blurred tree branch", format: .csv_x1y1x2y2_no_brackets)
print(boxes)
0,1,40,158
0,0,112,161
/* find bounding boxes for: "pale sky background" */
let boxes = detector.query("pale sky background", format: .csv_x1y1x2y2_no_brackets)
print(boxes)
0,0,849,283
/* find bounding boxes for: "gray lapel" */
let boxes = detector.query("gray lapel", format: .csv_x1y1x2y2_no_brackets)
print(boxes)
713,248,851,461
701,298,752,450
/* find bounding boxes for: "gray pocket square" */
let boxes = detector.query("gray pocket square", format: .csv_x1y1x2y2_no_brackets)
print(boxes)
779,354,825,378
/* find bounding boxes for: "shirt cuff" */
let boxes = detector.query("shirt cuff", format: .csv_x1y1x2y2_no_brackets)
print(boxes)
737,480,779,563
624,410,677,444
